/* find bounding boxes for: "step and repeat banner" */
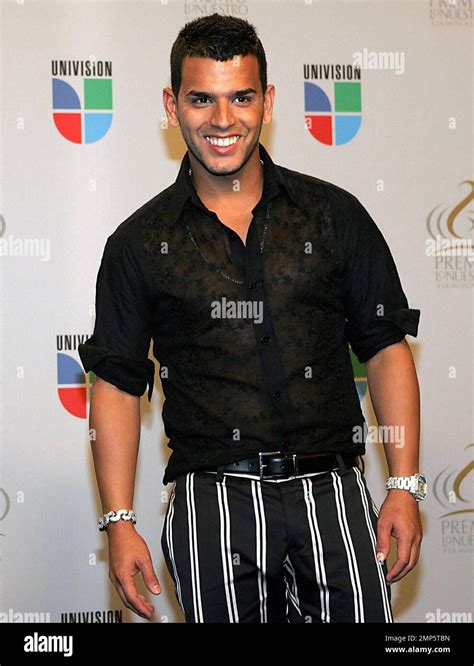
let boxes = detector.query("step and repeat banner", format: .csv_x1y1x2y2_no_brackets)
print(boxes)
1,0,472,624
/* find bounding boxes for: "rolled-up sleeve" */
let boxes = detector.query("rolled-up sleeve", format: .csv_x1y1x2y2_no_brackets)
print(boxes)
335,192,420,364
78,232,155,400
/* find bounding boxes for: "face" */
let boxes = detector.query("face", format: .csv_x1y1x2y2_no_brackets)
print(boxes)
163,55,274,177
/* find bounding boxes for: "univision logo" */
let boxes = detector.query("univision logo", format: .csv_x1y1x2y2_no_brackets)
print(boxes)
52,59,113,144
303,64,362,146
57,334,95,418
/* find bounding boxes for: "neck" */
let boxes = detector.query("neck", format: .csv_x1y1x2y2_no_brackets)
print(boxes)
188,146,264,207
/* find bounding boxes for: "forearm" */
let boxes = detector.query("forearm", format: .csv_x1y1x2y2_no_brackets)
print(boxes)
366,339,420,476
89,377,141,528
89,377,160,618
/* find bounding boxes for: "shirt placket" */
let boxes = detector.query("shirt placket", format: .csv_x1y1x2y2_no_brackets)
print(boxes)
223,209,298,453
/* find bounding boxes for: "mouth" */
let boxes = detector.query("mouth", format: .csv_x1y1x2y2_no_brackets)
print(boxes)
204,134,241,154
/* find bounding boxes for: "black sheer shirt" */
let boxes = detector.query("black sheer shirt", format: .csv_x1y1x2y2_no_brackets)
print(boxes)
78,143,420,485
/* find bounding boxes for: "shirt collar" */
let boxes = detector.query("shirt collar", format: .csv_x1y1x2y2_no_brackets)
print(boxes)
167,142,299,224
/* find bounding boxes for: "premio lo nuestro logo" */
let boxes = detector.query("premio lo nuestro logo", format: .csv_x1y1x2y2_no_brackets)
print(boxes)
304,63,362,146
433,444,473,518
52,59,113,144
425,180,474,287
57,334,95,418
433,444,473,555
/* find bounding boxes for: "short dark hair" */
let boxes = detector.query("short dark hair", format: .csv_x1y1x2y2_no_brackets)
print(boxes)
170,13,267,98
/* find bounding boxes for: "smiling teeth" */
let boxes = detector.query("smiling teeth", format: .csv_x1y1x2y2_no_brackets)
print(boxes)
206,136,239,147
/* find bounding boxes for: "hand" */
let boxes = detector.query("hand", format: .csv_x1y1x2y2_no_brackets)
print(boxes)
375,489,423,584
107,522,161,620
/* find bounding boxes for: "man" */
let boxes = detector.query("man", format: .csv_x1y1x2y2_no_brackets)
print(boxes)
79,13,424,623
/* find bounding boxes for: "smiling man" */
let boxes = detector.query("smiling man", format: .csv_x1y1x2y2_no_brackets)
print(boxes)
79,13,424,624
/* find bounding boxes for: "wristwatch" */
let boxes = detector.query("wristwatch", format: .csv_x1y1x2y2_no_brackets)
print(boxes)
385,473,427,501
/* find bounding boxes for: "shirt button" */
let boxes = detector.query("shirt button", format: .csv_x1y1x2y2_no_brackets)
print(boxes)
282,440,290,450
273,391,282,400
249,282,258,291
261,336,270,344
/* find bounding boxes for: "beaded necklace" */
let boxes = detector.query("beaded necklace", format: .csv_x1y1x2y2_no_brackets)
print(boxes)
184,160,272,285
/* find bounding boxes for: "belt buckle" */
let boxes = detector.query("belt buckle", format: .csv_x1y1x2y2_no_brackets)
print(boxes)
258,451,298,480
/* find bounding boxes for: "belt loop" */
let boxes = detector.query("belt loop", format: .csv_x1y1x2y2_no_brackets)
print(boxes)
215,466,225,483
335,453,348,473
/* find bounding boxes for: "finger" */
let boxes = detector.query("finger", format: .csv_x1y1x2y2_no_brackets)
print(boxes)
388,538,422,583
122,577,155,619
114,576,154,619
386,538,413,583
137,593,155,614
375,516,392,563
137,556,161,595
112,578,149,618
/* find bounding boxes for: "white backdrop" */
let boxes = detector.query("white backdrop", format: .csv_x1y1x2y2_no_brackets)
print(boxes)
1,0,472,624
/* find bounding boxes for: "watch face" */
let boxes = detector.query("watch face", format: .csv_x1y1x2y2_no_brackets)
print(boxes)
417,474,427,499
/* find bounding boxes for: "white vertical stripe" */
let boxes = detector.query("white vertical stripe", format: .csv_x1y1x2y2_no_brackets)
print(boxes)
283,555,303,619
251,479,268,622
186,473,204,622
216,478,234,621
331,472,364,622
371,500,380,517
257,481,268,623
216,477,239,622
301,478,330,622
165,482,184,612
221,477,239,621
353,467,393,623
185,473,198,621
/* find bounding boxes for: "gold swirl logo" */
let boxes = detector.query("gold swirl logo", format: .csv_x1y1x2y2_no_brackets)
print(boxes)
426,180,474,246
433,444,473,517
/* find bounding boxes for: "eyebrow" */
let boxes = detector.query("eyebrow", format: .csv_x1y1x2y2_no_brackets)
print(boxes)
186,88,258,98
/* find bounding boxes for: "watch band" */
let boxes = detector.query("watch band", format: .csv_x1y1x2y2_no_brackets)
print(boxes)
386,477,413,491
385,473,427,501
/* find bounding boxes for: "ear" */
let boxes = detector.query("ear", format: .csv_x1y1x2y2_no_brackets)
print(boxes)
262,84,275,125
163,86,180,128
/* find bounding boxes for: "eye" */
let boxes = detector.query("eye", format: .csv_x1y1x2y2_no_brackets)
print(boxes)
234,96,251,104
193,96,211,105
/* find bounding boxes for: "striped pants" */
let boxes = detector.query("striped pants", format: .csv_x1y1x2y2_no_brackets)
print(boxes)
160,458,393,623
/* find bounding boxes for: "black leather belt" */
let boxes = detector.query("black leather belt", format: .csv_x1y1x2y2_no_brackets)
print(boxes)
203,451,360,481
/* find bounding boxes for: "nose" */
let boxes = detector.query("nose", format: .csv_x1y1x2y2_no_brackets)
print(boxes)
210,99,235,131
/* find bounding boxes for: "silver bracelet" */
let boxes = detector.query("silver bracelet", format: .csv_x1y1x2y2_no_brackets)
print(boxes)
98,509,137,532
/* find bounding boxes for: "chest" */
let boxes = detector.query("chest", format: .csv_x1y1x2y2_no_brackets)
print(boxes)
147,199,343,331
210,208,255,246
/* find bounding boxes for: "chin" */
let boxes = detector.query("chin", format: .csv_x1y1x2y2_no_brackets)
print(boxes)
203,159,244,176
